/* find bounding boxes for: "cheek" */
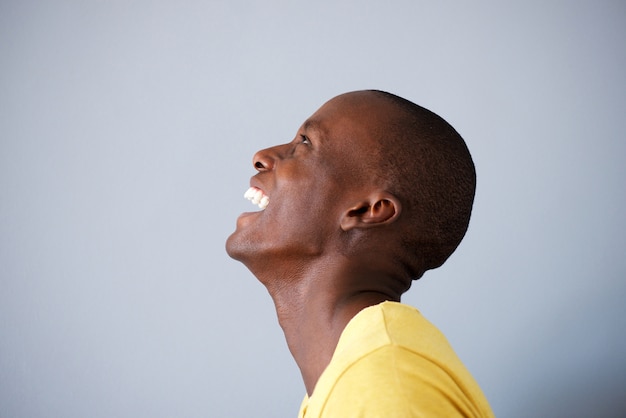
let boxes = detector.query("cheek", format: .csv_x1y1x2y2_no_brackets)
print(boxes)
273,193,337,247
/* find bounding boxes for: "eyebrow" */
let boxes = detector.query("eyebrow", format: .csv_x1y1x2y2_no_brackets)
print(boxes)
302,119,327,139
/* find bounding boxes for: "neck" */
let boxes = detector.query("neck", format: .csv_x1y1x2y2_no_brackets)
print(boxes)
258,260,405,395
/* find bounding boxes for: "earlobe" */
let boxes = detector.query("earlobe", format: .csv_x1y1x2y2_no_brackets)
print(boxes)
340,193,401,231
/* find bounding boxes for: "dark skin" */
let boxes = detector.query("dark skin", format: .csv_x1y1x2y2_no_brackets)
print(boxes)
226,91,413,395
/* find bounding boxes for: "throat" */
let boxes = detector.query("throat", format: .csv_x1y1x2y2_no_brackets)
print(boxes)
273,287,393,396
270,288,341,395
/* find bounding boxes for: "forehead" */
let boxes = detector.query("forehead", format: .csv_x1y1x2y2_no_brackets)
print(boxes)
298,94,401,187
301,93,396,150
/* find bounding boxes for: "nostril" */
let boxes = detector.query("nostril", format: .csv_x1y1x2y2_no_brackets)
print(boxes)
253,146,278,171
253,150,273,171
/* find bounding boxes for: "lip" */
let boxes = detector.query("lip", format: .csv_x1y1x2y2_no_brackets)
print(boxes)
237,210,261,219
247,177,271,208
235,209,262,229
234,176,270,227
249,177,267,195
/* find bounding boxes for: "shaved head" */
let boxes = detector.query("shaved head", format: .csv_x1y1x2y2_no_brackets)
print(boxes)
360,90,476,279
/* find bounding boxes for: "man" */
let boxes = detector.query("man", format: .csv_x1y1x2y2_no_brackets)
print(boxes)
226,90,494,417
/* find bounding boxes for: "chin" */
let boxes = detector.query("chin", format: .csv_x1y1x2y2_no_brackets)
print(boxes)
225,231,258,265
225,233,242,260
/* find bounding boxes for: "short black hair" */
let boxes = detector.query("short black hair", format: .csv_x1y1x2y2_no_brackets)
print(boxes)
370,90,476,280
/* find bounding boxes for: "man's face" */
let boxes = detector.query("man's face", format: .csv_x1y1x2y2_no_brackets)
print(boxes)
225,92,390,271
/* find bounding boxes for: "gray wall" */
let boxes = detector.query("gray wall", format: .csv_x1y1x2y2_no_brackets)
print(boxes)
1,1,625,417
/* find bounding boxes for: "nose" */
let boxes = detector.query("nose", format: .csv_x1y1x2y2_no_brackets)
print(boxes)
252,148,274,172
252,146,276,172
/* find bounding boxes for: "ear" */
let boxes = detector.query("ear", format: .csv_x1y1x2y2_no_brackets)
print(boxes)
340,192,402,232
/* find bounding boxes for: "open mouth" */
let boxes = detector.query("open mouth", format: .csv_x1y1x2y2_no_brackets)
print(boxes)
244,186,270,210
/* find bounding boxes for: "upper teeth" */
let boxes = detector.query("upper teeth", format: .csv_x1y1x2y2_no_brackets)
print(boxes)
244,186,270,210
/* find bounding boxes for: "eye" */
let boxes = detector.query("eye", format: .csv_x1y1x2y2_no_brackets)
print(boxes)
300,135,311,145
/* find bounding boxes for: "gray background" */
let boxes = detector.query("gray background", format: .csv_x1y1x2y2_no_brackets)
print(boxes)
1,1,625,417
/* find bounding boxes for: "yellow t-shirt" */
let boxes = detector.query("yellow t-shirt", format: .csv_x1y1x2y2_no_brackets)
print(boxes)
297,301,494,417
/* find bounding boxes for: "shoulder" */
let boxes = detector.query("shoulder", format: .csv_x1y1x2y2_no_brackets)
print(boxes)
324,345,463,415
309,302,494,417
317,346,492,417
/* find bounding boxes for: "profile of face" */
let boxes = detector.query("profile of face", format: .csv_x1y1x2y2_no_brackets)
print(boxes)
225,91,399,273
